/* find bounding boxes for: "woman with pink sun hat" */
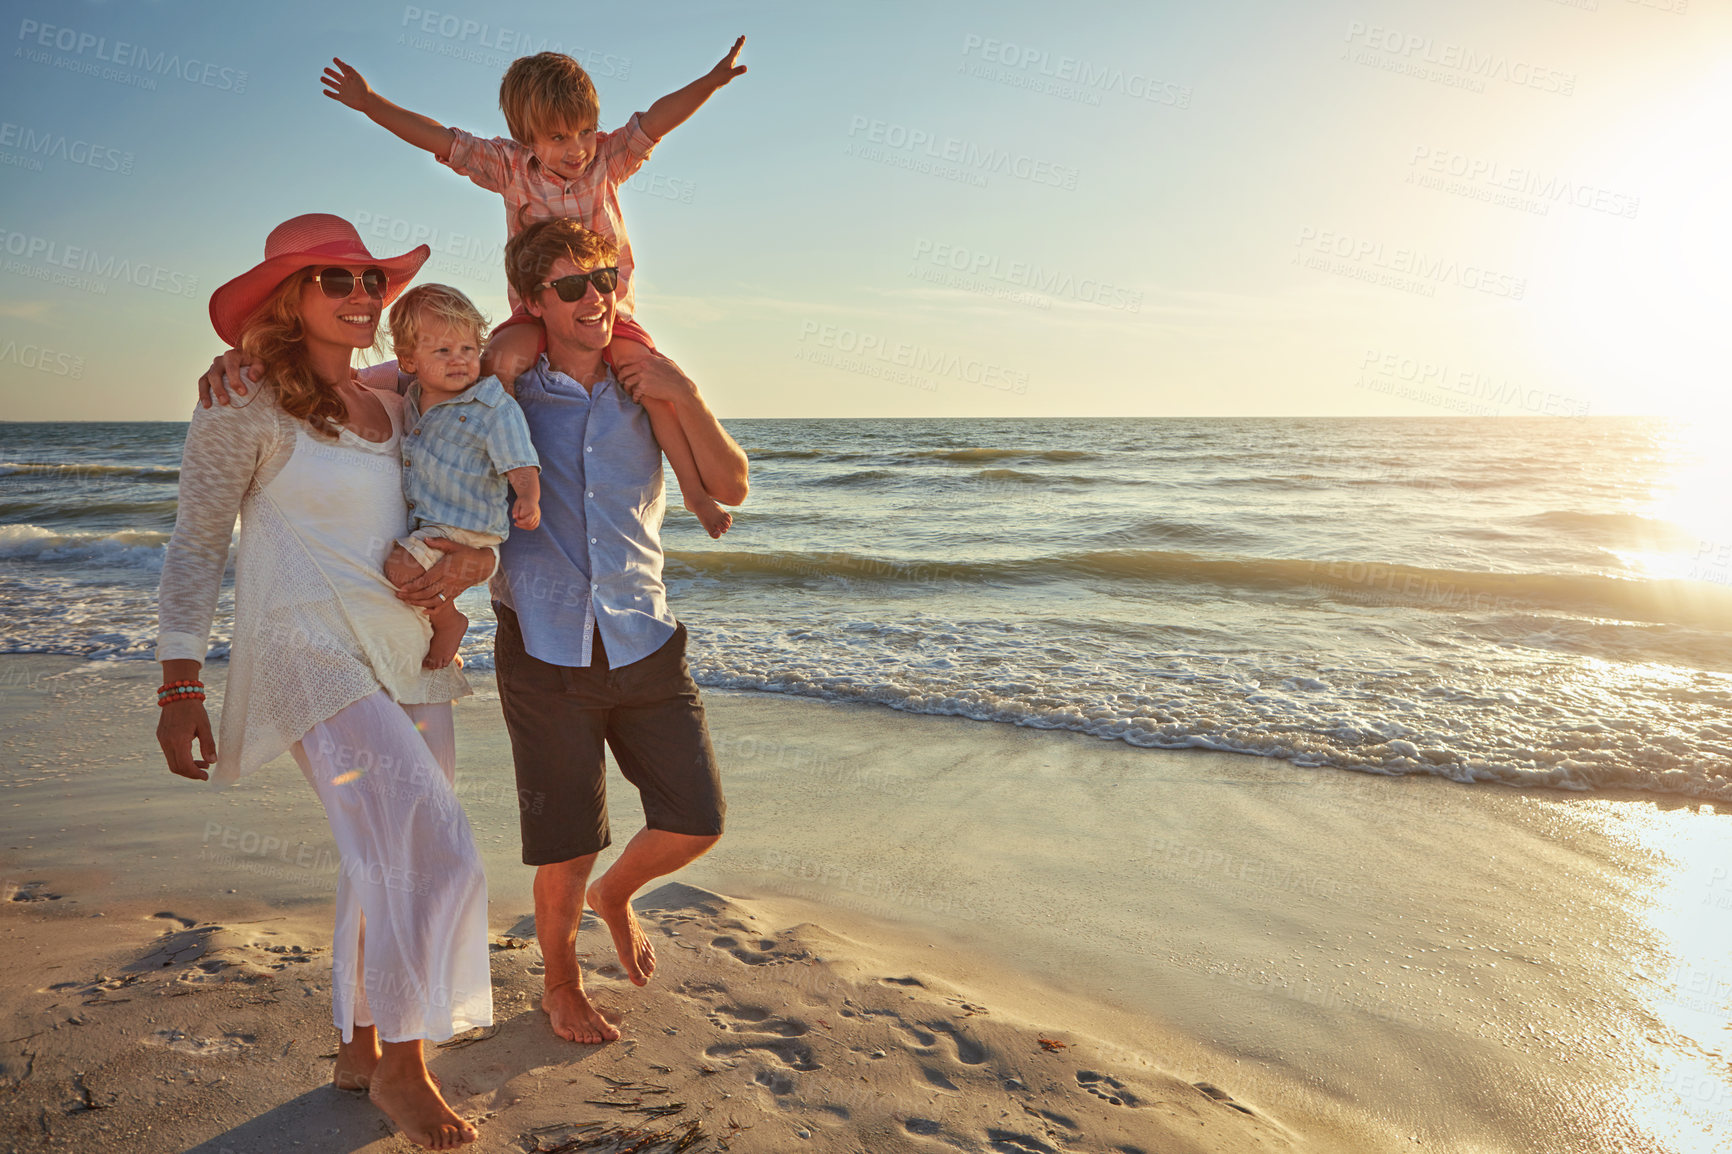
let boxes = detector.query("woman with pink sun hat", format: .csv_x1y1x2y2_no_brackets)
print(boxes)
156,213,494,1149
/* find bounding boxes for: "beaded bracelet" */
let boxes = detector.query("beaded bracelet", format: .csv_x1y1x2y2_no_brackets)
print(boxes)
157,680,207,707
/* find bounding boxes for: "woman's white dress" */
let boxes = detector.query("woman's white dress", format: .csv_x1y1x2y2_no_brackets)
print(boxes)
157,383,490,1041
158,386,468,781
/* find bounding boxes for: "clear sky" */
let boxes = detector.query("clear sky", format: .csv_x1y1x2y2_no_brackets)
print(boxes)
1,0,1727,420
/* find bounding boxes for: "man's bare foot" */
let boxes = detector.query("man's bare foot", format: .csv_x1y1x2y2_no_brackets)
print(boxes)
686,494,732,539
587,876,657,986
368,1066,476,1149
424,609,468,670
542,979,621,1043
332,1034,380,1092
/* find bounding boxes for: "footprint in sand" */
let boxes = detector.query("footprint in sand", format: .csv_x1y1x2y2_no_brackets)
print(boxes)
1076,1069,1143,1107
986,1129,1060,1154
704,1034,821,1072
6,880,62,902
1029,1106,1079,1131
130,925,220,970
128,923,322,981
893,1019,937,1049
925,1020,988,1064
921,1066,959,1091
752,1068,796,1095
144,1029,256,1057
1193,1081,1256,1116
707,1004,808,1037
859,1008,967,1058
708,934,806,967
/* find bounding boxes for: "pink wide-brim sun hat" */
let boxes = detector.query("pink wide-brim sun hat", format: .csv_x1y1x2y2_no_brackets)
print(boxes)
208,213,430,346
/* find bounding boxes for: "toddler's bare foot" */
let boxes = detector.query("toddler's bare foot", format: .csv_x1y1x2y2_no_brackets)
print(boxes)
687,495,732,539
369,1066,476,1149
542,979,621,1044
424,609,468,670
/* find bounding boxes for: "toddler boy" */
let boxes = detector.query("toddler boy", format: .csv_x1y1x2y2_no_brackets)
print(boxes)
384,283,541,669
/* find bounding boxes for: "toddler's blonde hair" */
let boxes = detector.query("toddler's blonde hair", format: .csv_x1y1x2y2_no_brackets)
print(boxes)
389,284,488,361
500,53,600,143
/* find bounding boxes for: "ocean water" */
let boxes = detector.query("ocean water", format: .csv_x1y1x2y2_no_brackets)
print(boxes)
7,416,1732,802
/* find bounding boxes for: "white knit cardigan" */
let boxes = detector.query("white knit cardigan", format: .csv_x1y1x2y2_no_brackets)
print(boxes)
155,383,469,782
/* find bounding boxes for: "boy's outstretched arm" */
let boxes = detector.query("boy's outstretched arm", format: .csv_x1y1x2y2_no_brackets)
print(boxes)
638,36,747,141
322,57,456,158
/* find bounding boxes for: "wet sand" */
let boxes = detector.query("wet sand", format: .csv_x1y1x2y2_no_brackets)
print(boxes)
3,654,1730,1152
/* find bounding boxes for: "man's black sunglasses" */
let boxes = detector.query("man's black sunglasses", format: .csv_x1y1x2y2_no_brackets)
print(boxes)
537,267,620,301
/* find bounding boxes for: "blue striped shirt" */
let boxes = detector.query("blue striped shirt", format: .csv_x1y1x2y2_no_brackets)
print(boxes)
403,375,540,539
490,357,675,668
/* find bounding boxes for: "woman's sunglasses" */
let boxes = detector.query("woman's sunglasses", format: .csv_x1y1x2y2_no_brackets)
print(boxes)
310,267,388,300
537,267,620,301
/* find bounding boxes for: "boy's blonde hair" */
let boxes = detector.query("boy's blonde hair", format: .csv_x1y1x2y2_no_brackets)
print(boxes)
500,53,600,143
504,219,619,305
389,284,488,361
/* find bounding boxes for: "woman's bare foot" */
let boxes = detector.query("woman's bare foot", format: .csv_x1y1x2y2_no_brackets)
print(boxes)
542,979,621,1043
586,876,656,986
685,494,733,539
369,1044,476,1150
337,1051,441,1092
332,1027,380,1092
423,608,468,670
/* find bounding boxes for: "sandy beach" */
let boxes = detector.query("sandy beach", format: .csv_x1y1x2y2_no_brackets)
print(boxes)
3,653,1730,1153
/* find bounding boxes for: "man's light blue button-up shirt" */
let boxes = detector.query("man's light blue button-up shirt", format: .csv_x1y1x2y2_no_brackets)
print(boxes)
403,374,540,539
491,356,675,668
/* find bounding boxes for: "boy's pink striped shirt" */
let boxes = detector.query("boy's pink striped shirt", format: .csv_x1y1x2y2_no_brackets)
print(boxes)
441,112,657,317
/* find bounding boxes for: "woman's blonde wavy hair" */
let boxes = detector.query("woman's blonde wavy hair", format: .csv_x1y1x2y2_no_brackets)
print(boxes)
235,269,383,439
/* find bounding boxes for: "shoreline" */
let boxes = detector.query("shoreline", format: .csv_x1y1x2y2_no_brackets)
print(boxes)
4,653,1731,1152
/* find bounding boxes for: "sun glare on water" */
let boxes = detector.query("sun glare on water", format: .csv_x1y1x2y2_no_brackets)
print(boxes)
1617,810,1732,1153
1612,420,1732,589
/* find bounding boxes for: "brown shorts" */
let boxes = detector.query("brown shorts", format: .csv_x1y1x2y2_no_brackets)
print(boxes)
494,602,724,865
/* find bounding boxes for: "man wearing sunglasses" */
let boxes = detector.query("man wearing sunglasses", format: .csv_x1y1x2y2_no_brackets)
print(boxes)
199,217,747,1046
492,217,747,1046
